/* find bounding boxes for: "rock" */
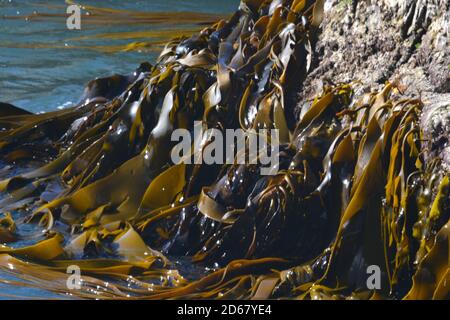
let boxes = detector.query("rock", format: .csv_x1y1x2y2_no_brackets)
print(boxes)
296,0,449,170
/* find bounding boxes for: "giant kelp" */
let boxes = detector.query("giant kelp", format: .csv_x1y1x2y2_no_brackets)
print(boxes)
0,0,449,300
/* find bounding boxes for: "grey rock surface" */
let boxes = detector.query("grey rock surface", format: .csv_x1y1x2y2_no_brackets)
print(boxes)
296,0,449,171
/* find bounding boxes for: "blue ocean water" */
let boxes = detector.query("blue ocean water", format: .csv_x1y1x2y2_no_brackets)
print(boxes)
0,0,238,112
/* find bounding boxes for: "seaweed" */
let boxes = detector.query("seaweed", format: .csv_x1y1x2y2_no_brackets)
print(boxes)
0,0,448,300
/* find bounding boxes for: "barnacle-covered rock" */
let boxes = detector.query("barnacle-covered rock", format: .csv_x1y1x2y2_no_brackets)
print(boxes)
421,99,450,172
296,0,449,179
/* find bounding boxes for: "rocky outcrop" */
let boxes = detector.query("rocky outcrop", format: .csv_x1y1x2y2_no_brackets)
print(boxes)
296,0,449,170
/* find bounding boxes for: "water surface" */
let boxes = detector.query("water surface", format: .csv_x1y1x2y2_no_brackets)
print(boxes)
0,0,238,112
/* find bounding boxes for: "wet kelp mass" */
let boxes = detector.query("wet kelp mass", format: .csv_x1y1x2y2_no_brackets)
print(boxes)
0,0,449,299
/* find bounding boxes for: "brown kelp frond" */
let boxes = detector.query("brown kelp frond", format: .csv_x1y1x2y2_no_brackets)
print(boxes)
4,1,225,26
0,41,167,54
0,0,449,300
1,1,225,53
